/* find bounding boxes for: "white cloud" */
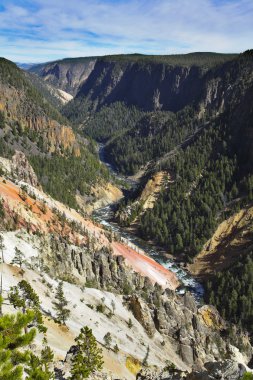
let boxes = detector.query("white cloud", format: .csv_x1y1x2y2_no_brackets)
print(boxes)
0,0,252,62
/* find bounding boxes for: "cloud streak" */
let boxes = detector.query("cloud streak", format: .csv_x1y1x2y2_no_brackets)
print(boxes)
0,0,252,62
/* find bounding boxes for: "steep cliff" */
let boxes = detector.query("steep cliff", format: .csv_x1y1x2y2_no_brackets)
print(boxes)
0,57,79,155
0,58,117,209
69,53,236,112
0,168,251,375
29,57,97,95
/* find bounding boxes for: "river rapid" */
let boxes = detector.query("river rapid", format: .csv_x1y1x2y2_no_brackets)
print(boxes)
94,144,204,302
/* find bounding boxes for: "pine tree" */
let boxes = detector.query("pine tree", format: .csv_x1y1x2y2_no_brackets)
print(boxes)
70,326,103,380
11,247,25,268
25,337,55,379
113,344,119,353
0,296,36,380
8,280,46,333
242,373,253,380
25,350,55,380
52,281,70,325
103,332,112,348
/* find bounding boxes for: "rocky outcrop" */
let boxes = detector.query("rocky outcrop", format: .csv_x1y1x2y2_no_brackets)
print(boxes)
126,295,156,337
67,55,252,116
39,234,251,368
136,360,249,379
42,234,155,295
76,60,204,112
190,205,253,278
29,58,97,95
0,58,80,156
11,151,41,189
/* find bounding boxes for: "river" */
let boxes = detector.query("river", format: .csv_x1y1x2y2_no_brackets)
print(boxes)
94,144,204,302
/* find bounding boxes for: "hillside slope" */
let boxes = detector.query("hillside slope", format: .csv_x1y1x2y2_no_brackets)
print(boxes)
0,57,120,210
0,157,251,378
29,57,97,95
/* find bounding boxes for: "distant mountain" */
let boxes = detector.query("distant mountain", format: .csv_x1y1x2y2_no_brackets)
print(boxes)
16,62,40,70
29,56,97,95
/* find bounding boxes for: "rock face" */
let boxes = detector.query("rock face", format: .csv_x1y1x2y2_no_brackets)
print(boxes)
71,55,252,116
61,54,253,170
0,58,80,156
29,58,97,95
126,295,156,337
76,60,204,112
190,205,253,278
136,360,249,380
11,151,41,189
188,360,247,380
40,234,251,369
30,54,253,169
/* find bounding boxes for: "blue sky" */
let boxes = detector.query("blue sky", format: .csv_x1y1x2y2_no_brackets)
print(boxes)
0,0,252,63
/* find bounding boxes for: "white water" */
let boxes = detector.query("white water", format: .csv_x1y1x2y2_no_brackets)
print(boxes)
93,206,204,301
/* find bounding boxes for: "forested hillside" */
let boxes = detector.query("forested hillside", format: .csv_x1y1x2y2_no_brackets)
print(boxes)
29,51,253,340
0,58,110,209
205,251,253,335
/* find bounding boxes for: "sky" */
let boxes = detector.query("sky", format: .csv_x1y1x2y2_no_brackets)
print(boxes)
0,0,252,63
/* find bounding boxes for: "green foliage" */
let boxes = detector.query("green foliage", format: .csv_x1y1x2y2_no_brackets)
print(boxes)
11,248,25,268
26,71,64,111
205,251,253,335
105,108,200,175
70,326,103,380
0,199,4,219
139,119,253,256
0,58,65,124
114,344,119,353
25,351,54,380
103,332,112,348
0,137,14,158
0,307,36,380
84,102,144,142
122,282,133,295
52,282,70,325
0,296,53,379
142,345,150,366
29,147,109,209
96,304,105,313
0,111,5,129
101,52,238,69
8,280,46,333
242,373,253,380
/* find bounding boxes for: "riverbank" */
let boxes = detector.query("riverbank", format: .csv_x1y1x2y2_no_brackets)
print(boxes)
95,144,205,301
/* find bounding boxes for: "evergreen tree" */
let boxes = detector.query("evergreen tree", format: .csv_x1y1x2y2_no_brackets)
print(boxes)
8,280,46,333
242,373,253,380
25,350,55,380
52,282,70,325
0,289,54,379
11,248,25,268
0,296,36,380
103,332,112,348
70,326,103,380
